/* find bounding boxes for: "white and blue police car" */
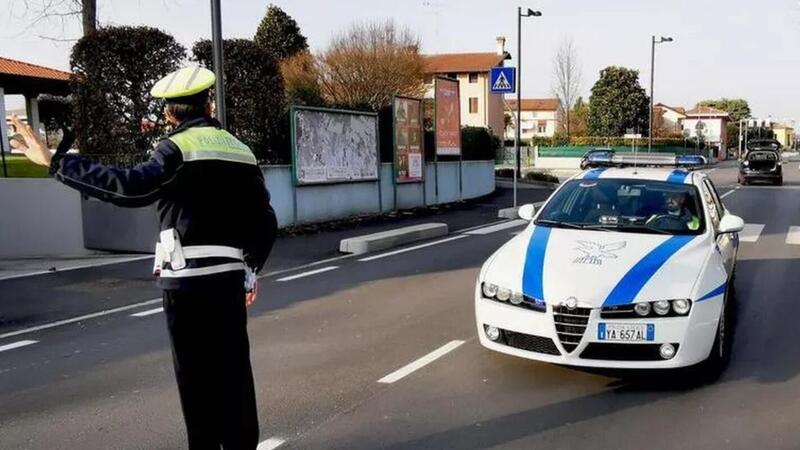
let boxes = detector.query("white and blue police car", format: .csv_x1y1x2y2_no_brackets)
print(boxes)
476,154,744,376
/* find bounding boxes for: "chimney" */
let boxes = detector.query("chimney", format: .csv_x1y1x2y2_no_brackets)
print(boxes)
496,36,506,55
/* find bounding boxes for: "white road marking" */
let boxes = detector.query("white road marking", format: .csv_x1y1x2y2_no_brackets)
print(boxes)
464,219,528,235
257,438,286,450
0,255,153,282
358,235,469,262
454,219,512,234
130,307,164,317
377,340,465,384
720,187,740,199
259,254,355,279
739,224,765,242
786,226,800,245
0,298,162,340
0,340,38,353
276,266,339,282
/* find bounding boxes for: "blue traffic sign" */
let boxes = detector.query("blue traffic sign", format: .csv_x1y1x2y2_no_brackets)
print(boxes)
489,67,515,94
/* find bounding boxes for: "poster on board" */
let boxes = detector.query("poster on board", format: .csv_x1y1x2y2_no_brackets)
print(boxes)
291,107,379,185
393,96,424,183
434,77,462,156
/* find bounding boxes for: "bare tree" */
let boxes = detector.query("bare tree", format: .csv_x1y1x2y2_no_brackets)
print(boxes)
317,19,426,111
11,0,97,38
551,36,582,138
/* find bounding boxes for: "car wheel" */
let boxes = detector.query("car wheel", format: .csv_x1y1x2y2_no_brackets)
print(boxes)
738,176,747,186
696,279,735,382
775,178,783,186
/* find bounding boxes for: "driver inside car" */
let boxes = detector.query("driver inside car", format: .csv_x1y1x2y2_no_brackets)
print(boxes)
657,190,700,231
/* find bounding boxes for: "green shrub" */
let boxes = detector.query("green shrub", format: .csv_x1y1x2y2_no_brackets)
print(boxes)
70,26,186,157
525,171,559,183
461,126,500,161
495,167,514,178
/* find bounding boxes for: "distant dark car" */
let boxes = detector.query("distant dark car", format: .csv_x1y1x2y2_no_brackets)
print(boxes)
739,139,782,185
580,148,615,170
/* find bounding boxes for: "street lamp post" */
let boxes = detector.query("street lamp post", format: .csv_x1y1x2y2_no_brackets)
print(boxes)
648,35,673,152
514,6,541,207
210,0,227,129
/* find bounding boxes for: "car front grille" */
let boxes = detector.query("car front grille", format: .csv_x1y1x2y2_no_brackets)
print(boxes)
552,305,592,353
580,343,680,361
503,330,561,356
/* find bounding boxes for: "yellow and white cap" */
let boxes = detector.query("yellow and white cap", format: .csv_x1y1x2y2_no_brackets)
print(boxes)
150,66,216,99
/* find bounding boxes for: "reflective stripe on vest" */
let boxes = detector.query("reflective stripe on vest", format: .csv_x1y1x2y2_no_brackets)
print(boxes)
168,127,257,165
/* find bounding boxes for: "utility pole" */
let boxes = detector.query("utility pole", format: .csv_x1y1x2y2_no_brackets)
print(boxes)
210,0,227,128
648,36,673,152
514,7,541,208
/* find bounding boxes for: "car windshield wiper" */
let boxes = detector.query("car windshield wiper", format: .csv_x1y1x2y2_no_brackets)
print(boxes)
613,223,674,235
535,220,610,231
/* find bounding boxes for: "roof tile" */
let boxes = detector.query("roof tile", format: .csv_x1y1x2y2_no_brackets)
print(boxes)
424,52,506,74
0,56,71,81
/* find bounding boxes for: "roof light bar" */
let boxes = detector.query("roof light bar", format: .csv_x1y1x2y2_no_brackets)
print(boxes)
584,152,706,169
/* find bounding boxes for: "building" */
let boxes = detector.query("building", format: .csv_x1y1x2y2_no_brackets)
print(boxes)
423,37,509,137
1,56,71,154
772,124,795,149
504,98,560,140
681,105,730,160
653,103,686,136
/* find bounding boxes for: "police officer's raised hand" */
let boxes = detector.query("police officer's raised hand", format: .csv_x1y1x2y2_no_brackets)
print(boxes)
10,114,51,167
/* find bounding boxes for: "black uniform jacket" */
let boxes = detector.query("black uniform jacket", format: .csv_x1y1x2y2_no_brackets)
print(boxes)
50,117,278,290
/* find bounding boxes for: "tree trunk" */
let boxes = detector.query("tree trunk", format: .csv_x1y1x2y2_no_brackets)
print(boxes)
566,109,570,139
82,0,97,35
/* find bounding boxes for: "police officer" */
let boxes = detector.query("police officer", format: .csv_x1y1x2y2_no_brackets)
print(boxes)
11,66,277,449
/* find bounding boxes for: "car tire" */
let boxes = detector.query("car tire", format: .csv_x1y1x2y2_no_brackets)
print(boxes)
775,178,783,186
738,176,747,186
696,279,735,382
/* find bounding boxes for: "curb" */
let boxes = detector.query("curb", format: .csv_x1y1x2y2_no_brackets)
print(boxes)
339,223,449,255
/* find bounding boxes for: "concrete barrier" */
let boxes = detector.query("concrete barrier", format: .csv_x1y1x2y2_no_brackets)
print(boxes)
339,223,448,255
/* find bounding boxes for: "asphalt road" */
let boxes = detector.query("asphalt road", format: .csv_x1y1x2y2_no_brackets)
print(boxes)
3,160,800,449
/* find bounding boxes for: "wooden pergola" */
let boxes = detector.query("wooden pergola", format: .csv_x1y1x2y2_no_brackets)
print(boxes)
0,56,71,175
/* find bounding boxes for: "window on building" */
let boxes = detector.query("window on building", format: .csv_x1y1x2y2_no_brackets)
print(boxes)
537,120,547,133
469,73,478,83
446,73,458,80
469,97,479,114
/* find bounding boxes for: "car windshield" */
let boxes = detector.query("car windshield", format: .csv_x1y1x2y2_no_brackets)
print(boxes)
535,178,705,235
747,140,780,150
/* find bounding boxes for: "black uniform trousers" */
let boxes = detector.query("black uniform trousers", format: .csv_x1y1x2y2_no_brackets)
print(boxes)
163,279,259,450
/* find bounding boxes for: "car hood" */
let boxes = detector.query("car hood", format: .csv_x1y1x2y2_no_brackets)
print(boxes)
482,225,711,308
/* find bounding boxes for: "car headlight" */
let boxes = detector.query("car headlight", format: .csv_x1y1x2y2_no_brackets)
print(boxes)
743,161,749,166
602,299,692,318
481,282,544,312
653,300,670,316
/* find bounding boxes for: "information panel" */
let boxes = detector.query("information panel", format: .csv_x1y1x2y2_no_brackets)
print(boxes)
434,77,462,156
291,107,379,185
393,97,424,183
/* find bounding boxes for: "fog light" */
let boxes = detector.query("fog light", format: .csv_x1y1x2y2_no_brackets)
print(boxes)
634,302,651,316
672,299,691,315
653,300,670,316
485,325,501,341
510,292,524,305
659,343,676,360
482,283,498,298
496,288,511,302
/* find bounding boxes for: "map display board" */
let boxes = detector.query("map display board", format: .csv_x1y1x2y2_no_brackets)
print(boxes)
393,97,424,183
435,77,462,156
291,107,379,185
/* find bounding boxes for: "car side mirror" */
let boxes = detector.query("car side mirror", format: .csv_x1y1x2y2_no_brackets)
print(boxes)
718,214,744,234
518,204,536,221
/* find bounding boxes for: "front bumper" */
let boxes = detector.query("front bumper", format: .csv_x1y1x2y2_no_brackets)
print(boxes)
475,292,722,369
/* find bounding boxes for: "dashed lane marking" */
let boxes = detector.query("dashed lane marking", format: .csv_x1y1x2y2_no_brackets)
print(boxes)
276,266,339,282
378,340,465,384
465,219,528,235
358,235,469,262
257,438,286,450
130,307,164,317
0,340,38,353
0,298,162,340
786,226,800,245
739,224,765,243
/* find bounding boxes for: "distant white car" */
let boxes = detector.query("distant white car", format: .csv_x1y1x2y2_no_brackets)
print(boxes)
476,156,744,377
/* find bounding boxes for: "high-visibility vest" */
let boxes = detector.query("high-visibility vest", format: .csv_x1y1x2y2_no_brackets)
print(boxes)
168,126,257,166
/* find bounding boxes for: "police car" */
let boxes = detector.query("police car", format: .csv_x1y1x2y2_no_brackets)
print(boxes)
476,153,744,376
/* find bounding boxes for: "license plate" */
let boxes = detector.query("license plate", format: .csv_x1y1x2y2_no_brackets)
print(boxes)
598,323,654,342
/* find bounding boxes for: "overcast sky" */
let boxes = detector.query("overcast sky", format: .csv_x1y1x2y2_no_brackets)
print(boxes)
3,0,800,123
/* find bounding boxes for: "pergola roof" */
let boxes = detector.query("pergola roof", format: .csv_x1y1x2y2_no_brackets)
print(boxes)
0,56,71,96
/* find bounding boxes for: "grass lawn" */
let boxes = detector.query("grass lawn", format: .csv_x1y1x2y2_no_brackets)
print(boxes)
1,155,50,178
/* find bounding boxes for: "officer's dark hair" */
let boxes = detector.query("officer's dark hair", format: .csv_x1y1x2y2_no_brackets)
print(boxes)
165,90,211,122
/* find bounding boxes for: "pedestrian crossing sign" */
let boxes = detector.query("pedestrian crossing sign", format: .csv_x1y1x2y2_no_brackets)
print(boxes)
490,67,515,94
